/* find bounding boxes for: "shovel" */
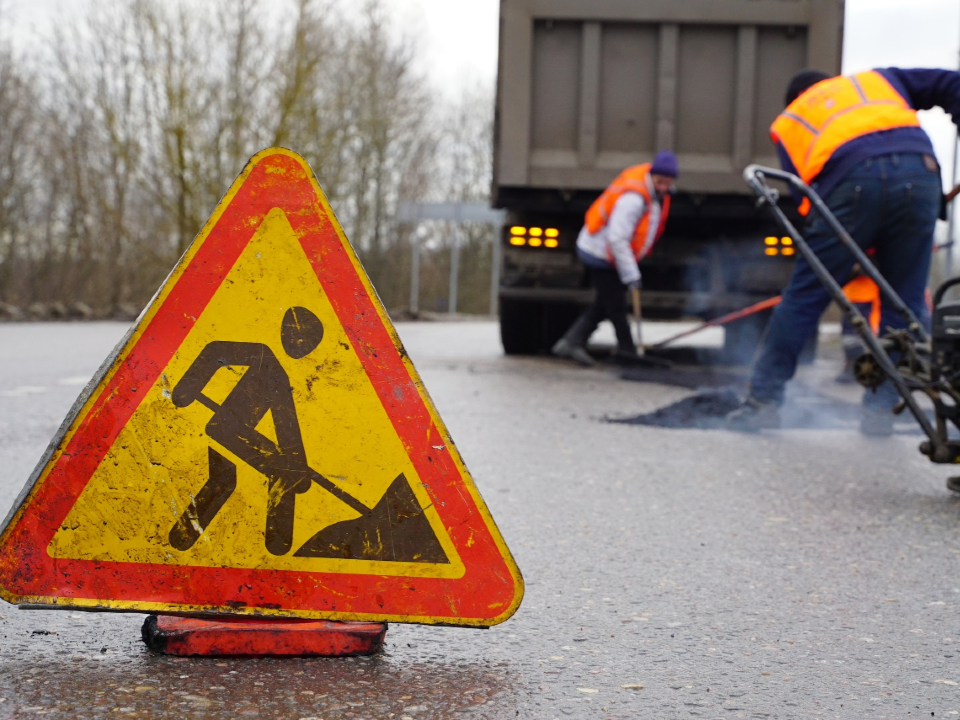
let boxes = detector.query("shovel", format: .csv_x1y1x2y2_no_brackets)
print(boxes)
645,295,782,351
622,287,671,368
631,287,644,355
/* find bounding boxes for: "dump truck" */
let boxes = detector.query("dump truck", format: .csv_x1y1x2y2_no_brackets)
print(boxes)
493,0,845,360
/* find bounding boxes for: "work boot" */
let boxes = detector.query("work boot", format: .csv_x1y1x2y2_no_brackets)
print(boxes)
860,407,894,437
724,397,780,432
551,337,595,366
552,315,597,367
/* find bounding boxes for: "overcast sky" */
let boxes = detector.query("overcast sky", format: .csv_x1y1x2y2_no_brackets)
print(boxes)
4,0,960,177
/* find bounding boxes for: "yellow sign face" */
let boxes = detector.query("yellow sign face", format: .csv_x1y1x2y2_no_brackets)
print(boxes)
0,148,523,625
48,207,463,579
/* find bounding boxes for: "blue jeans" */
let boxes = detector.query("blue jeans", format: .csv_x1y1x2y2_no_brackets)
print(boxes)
749,152,940,408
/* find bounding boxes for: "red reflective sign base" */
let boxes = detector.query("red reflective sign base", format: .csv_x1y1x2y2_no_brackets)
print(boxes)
141,614,386,657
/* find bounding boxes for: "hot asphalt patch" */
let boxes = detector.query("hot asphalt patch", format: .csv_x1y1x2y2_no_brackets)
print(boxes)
608,390,741,429
610,384,924,432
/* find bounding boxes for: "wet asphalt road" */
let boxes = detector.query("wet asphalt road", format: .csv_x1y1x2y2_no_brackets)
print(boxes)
2,320,960,719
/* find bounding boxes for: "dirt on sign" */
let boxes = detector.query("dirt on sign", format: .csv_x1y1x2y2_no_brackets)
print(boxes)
0,148,523,627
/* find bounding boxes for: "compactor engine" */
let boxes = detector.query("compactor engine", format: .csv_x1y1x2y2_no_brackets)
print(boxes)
931,283,960,385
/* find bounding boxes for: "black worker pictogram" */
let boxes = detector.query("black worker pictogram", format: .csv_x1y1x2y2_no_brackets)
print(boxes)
167,306,448,563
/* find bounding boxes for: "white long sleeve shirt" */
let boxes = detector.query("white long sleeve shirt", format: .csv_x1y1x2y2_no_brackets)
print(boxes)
575,188,661,286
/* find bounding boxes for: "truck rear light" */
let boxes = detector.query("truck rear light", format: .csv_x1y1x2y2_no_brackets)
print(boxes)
763,236,794,256
507,226,561,247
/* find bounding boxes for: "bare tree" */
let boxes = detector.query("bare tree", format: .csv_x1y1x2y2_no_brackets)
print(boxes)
416,83,496,314
134,0,217,257
0,35,37,304
33,4,148,309
339,1,436,307
0,0,496,318
215,0,271,186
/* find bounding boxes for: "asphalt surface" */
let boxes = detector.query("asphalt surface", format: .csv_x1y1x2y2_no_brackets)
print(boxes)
1,320,960,719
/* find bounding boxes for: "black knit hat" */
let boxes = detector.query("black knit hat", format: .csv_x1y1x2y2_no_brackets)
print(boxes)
785,69,832,106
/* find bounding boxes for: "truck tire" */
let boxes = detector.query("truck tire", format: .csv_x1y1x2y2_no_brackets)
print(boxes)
500,298,542,354
500,299,582,355
542,302,582,353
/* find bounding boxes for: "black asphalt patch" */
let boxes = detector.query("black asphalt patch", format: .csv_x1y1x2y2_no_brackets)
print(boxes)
609,390,741,429
611,385,925,433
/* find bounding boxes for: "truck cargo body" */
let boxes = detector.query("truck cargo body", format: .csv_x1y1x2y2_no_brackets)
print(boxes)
493,0,845,357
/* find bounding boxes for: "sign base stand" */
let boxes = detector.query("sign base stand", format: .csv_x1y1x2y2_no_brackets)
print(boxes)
141,614,387,657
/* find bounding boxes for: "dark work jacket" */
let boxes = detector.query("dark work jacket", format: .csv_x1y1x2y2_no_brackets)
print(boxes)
776,67,960,203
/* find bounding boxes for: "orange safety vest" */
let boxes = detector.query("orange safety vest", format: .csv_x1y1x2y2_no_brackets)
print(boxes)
770,70,921,214
842,275,880,335
584,163,671,261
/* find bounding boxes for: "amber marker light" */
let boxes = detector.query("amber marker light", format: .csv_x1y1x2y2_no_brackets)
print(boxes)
509,236,526,246
781,237,793,245
544,238,558,248
765,247,779,256
528,237,543,247
510,226,526,235
529,227,543,237
782,247,795,256
545,228,559,238
764,236,778,246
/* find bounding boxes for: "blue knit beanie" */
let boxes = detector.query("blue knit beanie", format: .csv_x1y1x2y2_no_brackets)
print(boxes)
651,150,679,178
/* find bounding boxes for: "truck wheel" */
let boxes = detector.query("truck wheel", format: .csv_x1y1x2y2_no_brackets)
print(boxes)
500,299,542,354
500,299,582,355
542,302,582,353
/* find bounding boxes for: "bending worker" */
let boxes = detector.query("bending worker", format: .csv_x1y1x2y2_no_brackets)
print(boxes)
552,151,678,366
727,68,960,434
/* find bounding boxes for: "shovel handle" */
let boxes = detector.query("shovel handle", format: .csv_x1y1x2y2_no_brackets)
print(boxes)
195,393,221,413
631,287,644,354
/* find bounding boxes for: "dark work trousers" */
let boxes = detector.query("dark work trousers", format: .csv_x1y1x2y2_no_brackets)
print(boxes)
570,266,635,351
750,152,939,408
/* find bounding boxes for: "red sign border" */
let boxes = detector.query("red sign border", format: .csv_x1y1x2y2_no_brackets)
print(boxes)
0,149,523,626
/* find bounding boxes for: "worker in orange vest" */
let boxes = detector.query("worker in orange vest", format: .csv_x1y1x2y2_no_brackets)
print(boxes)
836,273,881,383
727,68,957,435
552,151,678,366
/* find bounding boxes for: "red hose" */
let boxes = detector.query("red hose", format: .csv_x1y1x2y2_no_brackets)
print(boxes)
646,295,782,350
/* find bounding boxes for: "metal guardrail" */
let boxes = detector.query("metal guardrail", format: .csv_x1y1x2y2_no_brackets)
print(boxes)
397,202,506,316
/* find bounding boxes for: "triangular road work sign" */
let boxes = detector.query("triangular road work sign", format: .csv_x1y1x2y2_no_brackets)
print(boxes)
0,148,523,626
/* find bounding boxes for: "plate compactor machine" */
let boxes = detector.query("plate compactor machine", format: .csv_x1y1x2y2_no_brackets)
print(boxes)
744,165,960,477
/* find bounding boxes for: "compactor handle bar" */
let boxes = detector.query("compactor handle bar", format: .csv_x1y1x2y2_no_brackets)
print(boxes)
933,276,960,308
743,165,937,440
743,165,928,343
